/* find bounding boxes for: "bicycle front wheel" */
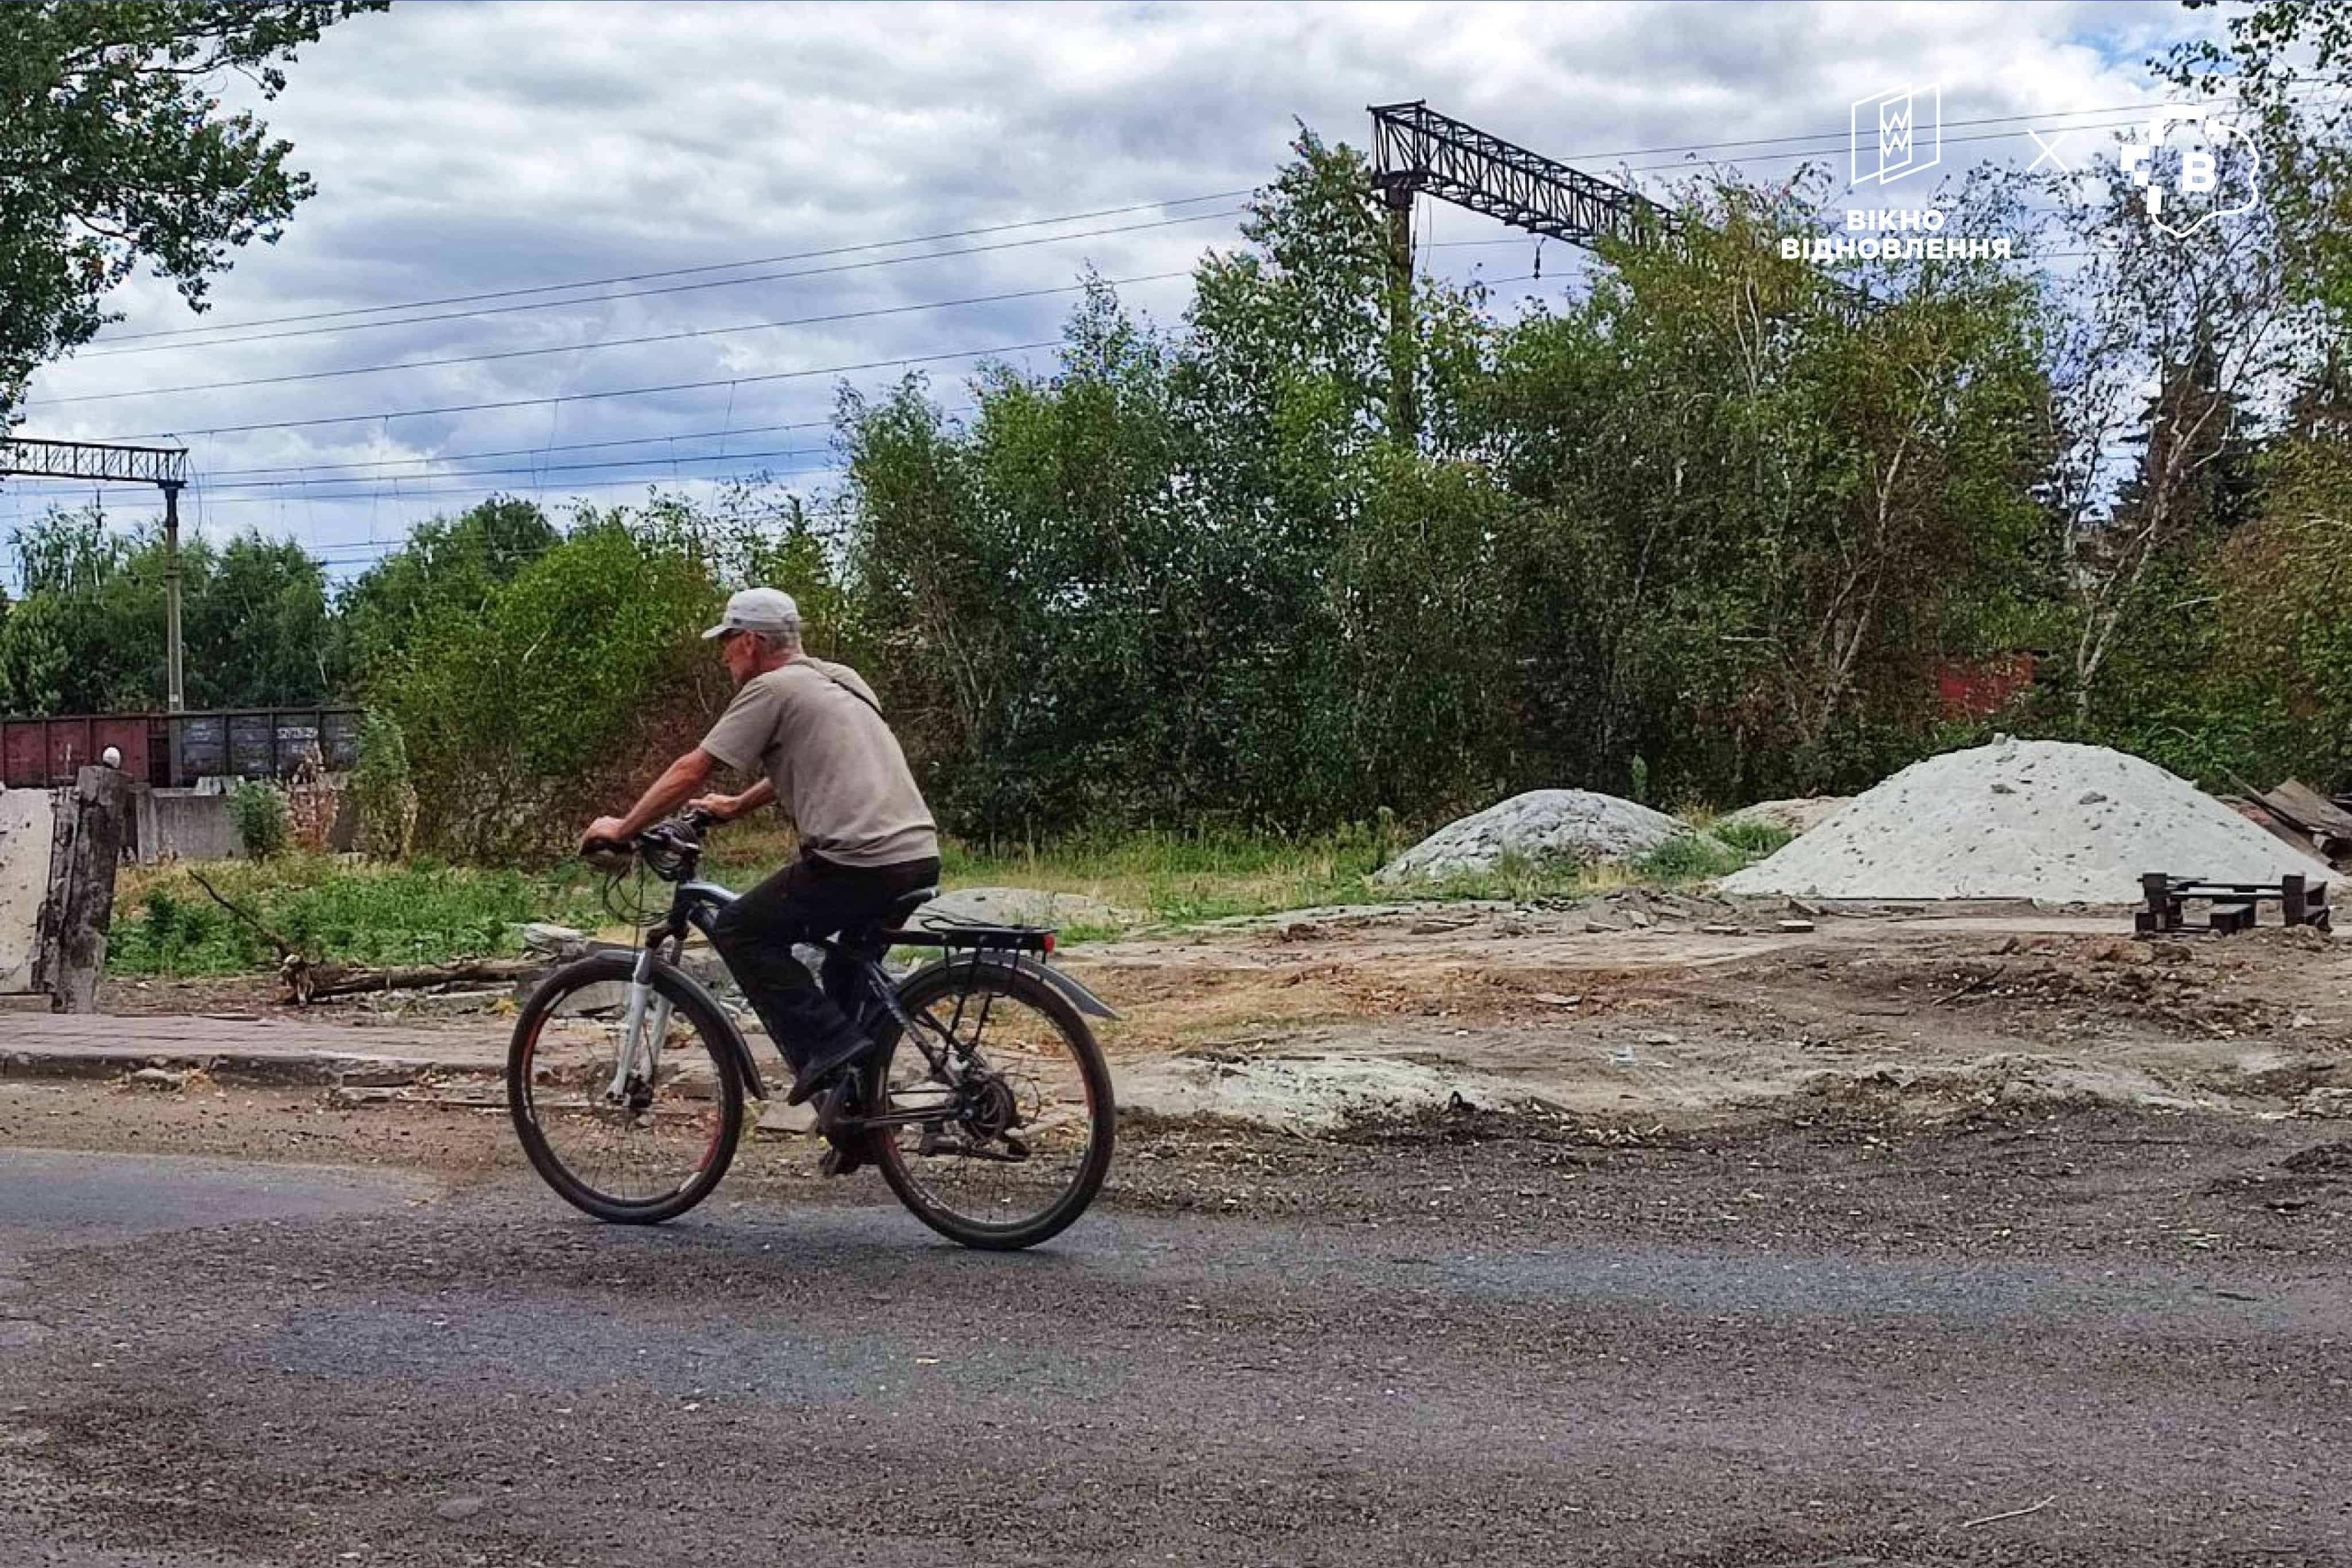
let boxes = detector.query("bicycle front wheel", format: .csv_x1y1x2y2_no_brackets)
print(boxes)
508,953,745,1224
871,958,1116,1250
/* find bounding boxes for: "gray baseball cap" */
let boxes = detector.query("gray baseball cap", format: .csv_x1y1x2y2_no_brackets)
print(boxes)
702,586,800,639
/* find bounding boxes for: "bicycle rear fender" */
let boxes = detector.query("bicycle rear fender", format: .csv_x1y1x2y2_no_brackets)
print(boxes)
904,952,1121,1020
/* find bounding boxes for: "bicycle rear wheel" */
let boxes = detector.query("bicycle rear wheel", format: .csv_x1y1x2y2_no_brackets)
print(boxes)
508,953,745,1224
869,958,1115,1250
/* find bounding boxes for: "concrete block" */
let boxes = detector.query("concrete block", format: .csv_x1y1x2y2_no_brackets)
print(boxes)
134,787,245,862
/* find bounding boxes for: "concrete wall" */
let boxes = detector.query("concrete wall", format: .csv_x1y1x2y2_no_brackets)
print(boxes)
135,787,245,862
0,788,56,993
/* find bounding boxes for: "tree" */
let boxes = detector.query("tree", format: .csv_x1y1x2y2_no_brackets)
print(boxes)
377,502,740,861
0,506,158,712
185,534,334,707
2167,0,2352,320
2029,162,2305,725
335,496,558,689
0,1,389,421
0,506,334,715
1473,172,2048,800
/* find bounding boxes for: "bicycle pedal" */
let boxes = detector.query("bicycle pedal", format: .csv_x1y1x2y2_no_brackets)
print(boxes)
811,1078,854,1132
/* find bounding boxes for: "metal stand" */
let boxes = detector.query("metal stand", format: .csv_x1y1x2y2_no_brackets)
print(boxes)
2136,872,2332,935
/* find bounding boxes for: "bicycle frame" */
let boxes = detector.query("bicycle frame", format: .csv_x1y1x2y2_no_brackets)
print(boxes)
603,820,1118,1125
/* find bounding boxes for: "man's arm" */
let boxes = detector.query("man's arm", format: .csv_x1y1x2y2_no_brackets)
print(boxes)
691,777,775,822
581,748,717,850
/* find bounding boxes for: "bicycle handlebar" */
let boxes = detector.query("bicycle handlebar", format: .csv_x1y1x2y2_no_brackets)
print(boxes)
582,805,717,873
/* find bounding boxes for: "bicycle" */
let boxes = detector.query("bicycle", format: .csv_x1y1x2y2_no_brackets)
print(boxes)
505,807,1119,1250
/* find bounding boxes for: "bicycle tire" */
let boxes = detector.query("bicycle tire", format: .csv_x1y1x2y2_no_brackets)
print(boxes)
870,959,1116,1251
508,952,746,1224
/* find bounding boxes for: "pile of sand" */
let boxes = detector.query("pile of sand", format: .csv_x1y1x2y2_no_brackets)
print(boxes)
1719,738,2331,903
1376,789,1709,883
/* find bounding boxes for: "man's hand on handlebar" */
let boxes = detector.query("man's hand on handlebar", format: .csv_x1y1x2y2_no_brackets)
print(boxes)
687,792,743,824
580,815,630,855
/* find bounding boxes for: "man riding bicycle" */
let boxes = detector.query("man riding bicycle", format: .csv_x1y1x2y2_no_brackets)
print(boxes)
581,586,942,1114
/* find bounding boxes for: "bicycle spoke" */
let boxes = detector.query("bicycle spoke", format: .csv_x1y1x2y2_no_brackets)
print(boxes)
523,1009,728,1206
880,982,1101,1232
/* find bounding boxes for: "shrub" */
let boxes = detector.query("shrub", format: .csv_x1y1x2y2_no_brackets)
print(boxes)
349,711,415,860
229,780,289,861
1711,818,1796,857
1635,833,1748,883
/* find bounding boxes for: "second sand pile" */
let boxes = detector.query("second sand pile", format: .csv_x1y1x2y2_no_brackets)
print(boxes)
1720,738,2329,903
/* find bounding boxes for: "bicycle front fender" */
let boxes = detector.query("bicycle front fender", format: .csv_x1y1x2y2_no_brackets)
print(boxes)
652,957,771,1101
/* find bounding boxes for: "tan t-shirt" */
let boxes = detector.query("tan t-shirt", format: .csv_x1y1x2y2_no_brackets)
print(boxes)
698,659,939,867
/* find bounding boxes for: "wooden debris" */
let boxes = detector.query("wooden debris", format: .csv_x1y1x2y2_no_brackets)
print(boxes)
2265,780,2352,840
293,958,538,1004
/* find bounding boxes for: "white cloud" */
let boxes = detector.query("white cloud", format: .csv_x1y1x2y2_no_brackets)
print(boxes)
7,0,2207,574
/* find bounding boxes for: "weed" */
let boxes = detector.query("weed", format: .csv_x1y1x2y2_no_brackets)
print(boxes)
1711,818,1796,857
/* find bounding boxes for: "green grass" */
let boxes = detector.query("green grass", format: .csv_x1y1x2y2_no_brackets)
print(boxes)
111,858,610,978
1708,818,1797,858
107,818,1793,977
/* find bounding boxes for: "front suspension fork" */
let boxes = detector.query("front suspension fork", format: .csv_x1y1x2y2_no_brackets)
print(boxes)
604,935,679,1104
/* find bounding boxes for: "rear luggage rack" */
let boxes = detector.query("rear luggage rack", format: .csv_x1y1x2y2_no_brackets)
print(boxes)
885,917,1056,953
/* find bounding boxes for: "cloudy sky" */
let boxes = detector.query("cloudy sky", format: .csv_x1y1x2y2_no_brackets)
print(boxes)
6,0,2210,582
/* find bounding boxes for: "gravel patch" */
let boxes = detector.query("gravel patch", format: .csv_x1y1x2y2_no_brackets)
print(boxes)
1376,789,1709,882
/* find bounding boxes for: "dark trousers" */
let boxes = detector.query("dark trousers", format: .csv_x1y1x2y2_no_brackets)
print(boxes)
707,850,941,1069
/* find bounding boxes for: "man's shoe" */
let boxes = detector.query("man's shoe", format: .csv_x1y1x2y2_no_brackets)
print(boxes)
785,1031,879,1106
819,1134,869,1178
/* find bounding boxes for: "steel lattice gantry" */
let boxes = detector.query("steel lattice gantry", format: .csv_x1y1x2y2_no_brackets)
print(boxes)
1366,102,1676,437
0,436,188,489
1369,100,1676,253
0,435,195,718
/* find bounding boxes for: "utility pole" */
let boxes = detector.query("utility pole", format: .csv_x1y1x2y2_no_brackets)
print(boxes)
1379,183,1418,443
162,479,185,714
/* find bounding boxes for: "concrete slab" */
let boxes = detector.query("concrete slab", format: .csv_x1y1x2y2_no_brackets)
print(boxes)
0,789,53,994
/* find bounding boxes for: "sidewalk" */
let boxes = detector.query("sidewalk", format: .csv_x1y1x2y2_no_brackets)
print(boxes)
1,1012,509,1086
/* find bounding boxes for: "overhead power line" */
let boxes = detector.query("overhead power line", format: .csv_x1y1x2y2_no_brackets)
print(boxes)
191,444,830,495
42,272,1193,405
1561,98,2183,166
86,191,1254,349
198,419,835,478
72,209,1241,359
198,402,987,481
187,466,846,517
109,339,1065,438
1614,88,2339,177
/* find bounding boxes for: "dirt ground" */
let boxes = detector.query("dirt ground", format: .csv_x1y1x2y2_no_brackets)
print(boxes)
1074,899,2352,1127
77,891,2352,1137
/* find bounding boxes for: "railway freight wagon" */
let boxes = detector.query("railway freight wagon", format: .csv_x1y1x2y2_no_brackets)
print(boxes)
0,708,362,789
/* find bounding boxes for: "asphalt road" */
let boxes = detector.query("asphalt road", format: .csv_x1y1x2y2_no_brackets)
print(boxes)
0,1117,2347,1567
